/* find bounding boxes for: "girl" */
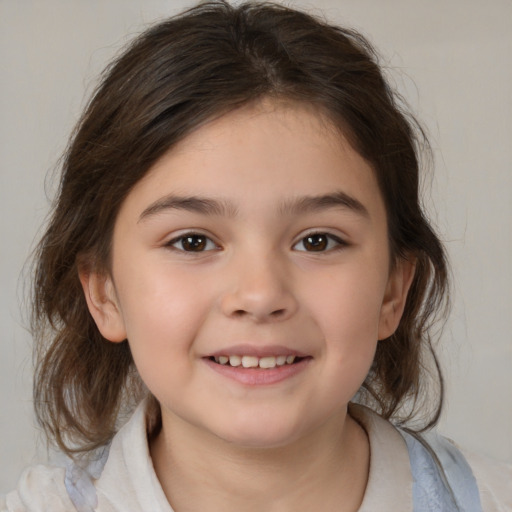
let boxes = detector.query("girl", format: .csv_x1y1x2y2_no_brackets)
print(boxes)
2,1,510,510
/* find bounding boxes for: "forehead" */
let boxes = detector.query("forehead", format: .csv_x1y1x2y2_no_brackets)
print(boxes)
119,99,386,223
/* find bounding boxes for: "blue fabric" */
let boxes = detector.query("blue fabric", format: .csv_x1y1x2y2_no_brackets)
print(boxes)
65,446,109,512
63,422,483,511
400,429,483,512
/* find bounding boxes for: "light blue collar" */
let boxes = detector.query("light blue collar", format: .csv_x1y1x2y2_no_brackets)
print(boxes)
400,429,483,512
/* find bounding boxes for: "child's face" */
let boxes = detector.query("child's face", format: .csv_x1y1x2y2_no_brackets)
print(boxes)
83,99,412,449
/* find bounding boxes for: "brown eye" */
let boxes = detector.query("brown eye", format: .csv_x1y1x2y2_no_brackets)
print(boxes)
293,233,345,252
304,234,328,251
169,234,217,252
182,235,206,251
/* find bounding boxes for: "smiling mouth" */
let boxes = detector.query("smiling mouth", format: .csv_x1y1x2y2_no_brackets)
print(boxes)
208,355,307,369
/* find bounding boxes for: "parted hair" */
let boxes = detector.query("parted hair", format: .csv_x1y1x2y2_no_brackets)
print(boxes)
32,0,449,455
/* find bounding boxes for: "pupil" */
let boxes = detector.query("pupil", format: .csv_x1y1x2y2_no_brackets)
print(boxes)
305,234,327,251
183,235,206,251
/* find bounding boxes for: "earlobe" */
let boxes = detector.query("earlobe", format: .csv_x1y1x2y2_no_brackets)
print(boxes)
78,270,127,343
378,257,416,340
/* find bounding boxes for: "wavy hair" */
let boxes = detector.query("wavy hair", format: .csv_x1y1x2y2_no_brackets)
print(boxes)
32,0,449,455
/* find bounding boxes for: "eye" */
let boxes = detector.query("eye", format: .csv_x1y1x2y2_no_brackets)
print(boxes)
167,233,218,252
293,232,345,252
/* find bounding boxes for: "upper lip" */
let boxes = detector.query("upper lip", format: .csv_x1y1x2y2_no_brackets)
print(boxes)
205,344,310,358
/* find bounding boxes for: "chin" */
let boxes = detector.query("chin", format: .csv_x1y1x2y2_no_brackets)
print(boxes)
221,431,302,450
210,416,308,450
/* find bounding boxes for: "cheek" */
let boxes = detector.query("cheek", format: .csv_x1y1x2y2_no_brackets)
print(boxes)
302,262,387,395
305,264,388,339
114,262,212,366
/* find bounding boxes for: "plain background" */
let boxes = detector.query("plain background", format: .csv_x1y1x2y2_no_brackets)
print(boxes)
1,0,511,494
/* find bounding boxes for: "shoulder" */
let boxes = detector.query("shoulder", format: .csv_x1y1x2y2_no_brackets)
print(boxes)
402,427,512,512
1,399,162,512
462,447,512,512
349,403,512,511
1,464,74,512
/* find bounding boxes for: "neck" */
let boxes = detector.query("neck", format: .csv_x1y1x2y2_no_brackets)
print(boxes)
150,407,369,512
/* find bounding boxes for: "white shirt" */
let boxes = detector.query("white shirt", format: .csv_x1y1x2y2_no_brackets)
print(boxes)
2,401,511,511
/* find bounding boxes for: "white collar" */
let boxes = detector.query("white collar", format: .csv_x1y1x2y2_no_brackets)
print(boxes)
90,400,413,511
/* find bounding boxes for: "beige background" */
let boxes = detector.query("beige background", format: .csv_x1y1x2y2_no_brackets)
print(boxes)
1,0,511,493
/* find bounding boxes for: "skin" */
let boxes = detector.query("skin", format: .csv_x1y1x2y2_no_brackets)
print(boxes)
81,99,414,512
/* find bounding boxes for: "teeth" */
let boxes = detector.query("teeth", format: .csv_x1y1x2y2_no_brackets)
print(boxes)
241,356,259,368
229,355,241,367
259,356,277,369
213,354,299,368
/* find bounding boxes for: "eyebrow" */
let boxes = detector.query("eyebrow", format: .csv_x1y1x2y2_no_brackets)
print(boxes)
139,195,238,222
138,190,369,222
278,191,370,219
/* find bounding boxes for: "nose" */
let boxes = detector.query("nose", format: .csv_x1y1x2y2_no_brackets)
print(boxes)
220,252,298,323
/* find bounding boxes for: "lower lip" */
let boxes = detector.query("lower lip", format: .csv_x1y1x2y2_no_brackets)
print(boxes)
203,358,311,386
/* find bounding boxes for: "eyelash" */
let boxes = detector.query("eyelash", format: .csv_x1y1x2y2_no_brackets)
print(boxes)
166,231,346,253
166,233,219,253
292,232,347,253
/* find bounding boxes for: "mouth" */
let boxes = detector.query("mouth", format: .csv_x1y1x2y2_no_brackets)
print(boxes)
203,345,312,385
208,354,307,369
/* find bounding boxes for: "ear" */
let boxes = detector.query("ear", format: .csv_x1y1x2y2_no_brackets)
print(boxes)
78,269,127,343
378,257,416,340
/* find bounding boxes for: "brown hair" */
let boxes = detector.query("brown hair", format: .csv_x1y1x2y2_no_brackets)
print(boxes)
32,0,449,455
